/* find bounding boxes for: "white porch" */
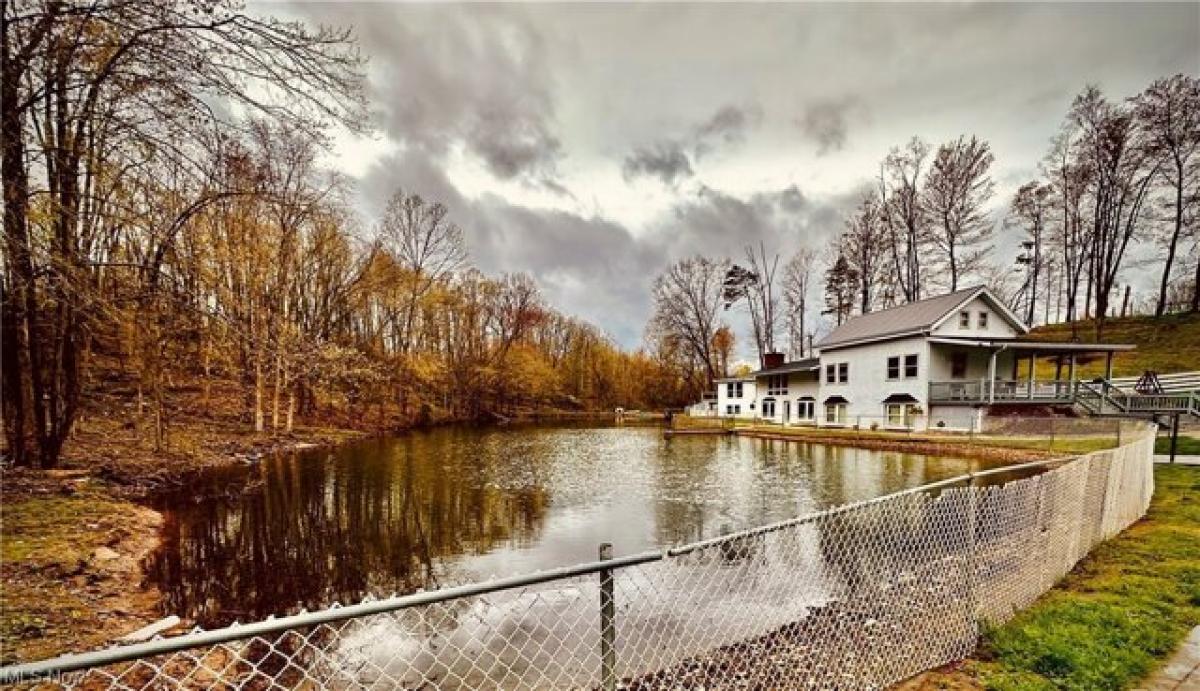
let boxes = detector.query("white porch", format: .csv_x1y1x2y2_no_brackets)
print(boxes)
926,338,1133,406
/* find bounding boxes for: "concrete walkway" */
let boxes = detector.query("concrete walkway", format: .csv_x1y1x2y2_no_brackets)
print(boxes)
1154,455,1200,466
1138,626,1200,690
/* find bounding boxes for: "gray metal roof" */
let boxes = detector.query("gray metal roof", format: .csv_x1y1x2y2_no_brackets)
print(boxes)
751,357,820,377
817,286,1020,350
927,337,1136,353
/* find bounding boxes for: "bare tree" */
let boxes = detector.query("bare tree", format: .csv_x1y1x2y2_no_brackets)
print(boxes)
722,242,781,366
924,135,996,291
651,256,729,388
1009,181,1055,324
1132,74,1200,316
0,0,364,468
1070,86,1162,337
840,190,888,313
781,248,815,358
377,190,469,355
878,137,931,302
1042,130,1093,330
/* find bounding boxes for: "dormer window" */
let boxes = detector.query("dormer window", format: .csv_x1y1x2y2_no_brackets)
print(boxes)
978,312,989,329
959,311,970,328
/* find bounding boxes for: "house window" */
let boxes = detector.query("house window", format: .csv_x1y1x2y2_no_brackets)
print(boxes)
762,398,776,418
889,355,917,379
825,403,847,424
951,352,968,379
825,364,836,383
767,374,788,396
978,312,989,329
726,381,744,398
797,400,814,420
838,363,849,383
885,403,917,427
959,311,970,328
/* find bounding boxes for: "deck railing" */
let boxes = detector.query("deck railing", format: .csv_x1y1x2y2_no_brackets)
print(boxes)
928,379,1076,404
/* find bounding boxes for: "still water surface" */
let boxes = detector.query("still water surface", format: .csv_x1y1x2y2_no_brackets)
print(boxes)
149,422,1009,627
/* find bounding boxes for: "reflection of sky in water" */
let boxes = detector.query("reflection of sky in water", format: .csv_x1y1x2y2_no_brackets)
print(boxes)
149,423,1008,627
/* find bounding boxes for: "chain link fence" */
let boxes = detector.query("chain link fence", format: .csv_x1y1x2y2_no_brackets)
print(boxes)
1,420,1156,690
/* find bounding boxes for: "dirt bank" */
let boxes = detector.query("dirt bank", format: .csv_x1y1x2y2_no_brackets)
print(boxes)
0,472,168,664
1,407,372,664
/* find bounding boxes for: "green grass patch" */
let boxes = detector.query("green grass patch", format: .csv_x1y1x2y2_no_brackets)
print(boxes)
0,495,132,567
1025,312,1200,379
977,465,1200,690
1154,434,1200,455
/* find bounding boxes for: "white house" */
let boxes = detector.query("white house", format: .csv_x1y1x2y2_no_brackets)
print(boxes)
715,286,1134,432
743,354,821,425
714,375,757,418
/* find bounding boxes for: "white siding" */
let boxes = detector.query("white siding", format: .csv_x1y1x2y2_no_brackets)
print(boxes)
818,335,930,426
927,343,1017,381
931,295,1023,338
715,378,757,418
752,371,821,424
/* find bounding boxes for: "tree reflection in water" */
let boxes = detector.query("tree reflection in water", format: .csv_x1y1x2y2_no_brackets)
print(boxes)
147,423,1006,628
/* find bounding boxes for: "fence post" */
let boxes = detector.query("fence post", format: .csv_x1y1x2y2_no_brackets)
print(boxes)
598,543,616,691
965,473,979,631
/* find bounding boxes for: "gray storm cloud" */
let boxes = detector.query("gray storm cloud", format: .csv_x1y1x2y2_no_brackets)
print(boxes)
279,1,1198,348
621,142,695,185
799,97,867,156
621,104,763,185
297,3,563,185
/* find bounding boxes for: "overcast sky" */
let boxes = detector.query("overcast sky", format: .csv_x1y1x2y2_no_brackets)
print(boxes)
277,2,1199,354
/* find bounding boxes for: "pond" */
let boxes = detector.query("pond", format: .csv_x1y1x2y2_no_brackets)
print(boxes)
147,422,1012,627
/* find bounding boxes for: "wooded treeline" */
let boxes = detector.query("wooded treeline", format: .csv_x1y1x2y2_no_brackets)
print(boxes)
823,76,1199,333
649,75,1198,389
0,1,688,469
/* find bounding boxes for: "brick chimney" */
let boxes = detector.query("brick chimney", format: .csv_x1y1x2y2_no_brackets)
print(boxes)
763,352,785,369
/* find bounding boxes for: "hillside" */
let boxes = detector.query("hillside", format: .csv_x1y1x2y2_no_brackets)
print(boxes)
1026,312,1200,378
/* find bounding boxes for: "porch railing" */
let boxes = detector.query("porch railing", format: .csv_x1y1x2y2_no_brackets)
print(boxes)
928,379,1077,404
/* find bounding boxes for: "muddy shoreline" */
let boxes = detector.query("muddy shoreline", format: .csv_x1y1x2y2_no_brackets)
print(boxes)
0,428,365,665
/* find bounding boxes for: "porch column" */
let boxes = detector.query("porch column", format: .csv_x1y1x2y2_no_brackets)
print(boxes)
1068,353,1077,400
1027,354,1035,400
987,349,997,404
1105,351,1114,382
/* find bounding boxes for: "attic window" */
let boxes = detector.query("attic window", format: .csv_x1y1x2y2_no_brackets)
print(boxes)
959,311,970,328
978,312,989,329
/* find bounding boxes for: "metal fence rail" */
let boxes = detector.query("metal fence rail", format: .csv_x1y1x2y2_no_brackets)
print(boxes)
1,420,1157,690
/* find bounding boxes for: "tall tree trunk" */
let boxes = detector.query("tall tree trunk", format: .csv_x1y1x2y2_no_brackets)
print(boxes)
1192,253,1200,313
0,11,38,466
254,356,265,433
1155,159,1185,317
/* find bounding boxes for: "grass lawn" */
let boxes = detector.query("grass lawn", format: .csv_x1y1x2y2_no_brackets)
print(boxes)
974,465,1200,691
1025,312,1200,379
1154,434,1200,455
0,480,164,663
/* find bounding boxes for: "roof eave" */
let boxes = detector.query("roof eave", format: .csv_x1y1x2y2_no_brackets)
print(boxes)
817,328,929,352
